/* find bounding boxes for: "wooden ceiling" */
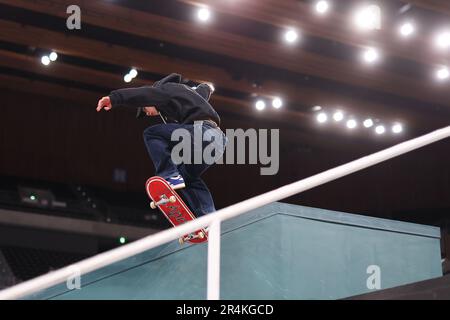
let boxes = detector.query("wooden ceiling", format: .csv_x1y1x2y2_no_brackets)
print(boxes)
0,0,449,141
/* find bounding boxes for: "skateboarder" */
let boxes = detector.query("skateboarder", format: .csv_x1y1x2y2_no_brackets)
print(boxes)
96,73,227,217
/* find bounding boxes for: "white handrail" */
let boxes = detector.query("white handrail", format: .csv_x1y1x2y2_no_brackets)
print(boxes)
0,126,449,300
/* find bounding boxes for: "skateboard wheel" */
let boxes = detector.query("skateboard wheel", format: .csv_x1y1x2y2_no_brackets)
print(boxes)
169,196,176,203
198,232,205,239
178,237,185,245
150,201,156,209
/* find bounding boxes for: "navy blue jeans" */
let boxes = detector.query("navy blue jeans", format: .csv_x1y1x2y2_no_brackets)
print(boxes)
143,121,226,217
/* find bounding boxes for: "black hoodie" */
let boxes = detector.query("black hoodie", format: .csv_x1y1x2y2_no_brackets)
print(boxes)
109,73,220,126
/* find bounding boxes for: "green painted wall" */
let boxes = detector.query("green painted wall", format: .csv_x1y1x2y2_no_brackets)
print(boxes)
28,203,442,300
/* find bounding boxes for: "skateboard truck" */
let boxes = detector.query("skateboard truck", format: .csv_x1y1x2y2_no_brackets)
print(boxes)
179,231,206,245
150,195,176,209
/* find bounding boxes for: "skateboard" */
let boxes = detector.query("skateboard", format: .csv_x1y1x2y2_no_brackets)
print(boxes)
145,176,208,244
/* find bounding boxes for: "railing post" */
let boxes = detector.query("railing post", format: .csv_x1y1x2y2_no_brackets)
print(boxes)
207,219,221,300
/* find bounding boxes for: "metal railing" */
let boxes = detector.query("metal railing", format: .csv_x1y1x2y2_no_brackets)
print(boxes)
0,126,449,300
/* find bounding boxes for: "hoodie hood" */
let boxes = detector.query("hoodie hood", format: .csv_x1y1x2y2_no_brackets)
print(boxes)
194,83,213,101
152,73,182,88
153,74,212,101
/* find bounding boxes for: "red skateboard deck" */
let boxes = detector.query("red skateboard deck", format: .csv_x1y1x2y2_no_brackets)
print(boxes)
145,176,208,244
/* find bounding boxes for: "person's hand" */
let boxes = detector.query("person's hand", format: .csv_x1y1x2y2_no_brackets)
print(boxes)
96,96,112,112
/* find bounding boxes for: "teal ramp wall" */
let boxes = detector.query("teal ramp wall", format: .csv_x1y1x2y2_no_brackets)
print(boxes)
28,202,442,300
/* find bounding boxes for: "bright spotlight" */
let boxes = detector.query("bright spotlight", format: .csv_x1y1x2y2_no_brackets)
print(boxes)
436,66,449,80
317,112,328,123
284,29,299,44
375,125,386,135
41,55,50,66
49,51,58,61
197,7,211,22
272,97,283,109
399,22,415,37
354,5,382,31
435,31,450,49
255,100,266,111
124,74,133,83
315,1,329,15
392,123,403,134
363,119,374,128
129,68,138,78
346,119,357,129
363,48,379,64
333,111,344,122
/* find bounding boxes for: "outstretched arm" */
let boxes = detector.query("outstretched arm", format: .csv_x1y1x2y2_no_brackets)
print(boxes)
96,86,171,112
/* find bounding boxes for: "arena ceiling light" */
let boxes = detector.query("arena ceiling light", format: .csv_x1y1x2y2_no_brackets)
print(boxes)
123,74,132,83
49,51,58,61
284,29,299,44
436,66,449,80
353,4,382,31
272,97,283,109
434,30,450,50
346,119,358,129
392,123,403,134
399,22,415,37
362,47,380,64
255,100,266,111
317,112,328,123
129,68,138,78
315,1,330,15
197,7,211,23
363,118,374,128
312,107,405,137
41,51,58,66
41,55,51,66
375,125,386,135
124,68,138,83
333,110,344,122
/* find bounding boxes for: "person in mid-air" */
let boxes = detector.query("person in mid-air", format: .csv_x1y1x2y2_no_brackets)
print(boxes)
96,73,226,217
